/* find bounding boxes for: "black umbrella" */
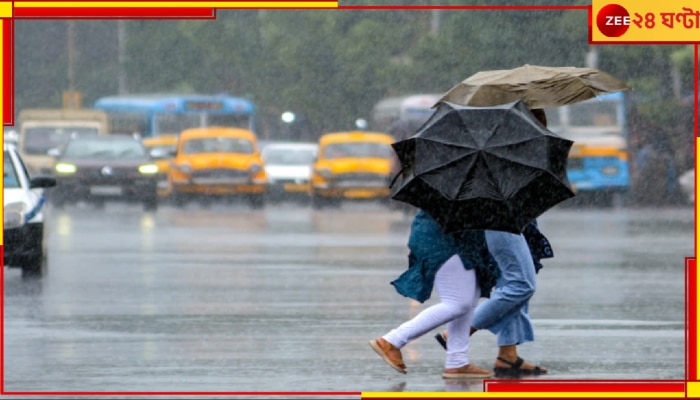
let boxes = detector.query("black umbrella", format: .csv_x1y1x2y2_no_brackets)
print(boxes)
390,100,575,234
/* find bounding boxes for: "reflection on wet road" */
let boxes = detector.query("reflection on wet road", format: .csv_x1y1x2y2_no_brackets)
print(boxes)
3,202,693,394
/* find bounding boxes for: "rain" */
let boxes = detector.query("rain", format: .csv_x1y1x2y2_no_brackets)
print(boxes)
3,2,696,398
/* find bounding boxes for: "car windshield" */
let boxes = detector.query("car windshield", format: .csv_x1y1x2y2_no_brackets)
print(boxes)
146,143,177,155
263,148,316,165
23,126,100,155
63,138,147,159
3,151,20,188
322,142,393,159
182,137,254,155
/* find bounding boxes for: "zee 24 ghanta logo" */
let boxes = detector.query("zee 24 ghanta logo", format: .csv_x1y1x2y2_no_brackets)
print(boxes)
596,3,631,37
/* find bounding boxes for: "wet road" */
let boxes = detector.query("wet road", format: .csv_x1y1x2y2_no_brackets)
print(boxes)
3,201,693,395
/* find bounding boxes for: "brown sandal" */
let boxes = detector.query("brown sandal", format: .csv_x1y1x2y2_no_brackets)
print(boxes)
369,338,407,374
443,364,494,379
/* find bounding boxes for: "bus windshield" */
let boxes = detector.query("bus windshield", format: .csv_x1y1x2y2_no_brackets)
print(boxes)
568,101,619,128
544,93,624,140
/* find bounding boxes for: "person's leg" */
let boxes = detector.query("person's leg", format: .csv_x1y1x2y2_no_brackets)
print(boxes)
383,255,476,350
433,256,492,378
471,230,536,340
475,231,546,374
372,255,484,374
494,302,534,346
441,262,480,368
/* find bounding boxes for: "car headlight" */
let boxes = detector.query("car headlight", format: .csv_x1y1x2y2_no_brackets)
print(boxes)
316,168,332,179
249,164,262,174
55,162,77,174
4,201,26,229
176,163,192,174
138,164,159,174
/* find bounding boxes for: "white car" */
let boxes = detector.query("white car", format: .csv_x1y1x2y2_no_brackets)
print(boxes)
4,143,56,278
678,168,694,204
261,142,318,203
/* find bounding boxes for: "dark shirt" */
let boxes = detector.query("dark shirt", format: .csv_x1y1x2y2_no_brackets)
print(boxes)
390,211,553,303
390,210,499,303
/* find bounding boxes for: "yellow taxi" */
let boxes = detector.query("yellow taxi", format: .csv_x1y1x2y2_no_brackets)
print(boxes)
168,127,267,208
310,131,396,208
142,135,178,198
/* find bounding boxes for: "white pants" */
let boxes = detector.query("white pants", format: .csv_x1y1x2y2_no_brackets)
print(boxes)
383,255,480,368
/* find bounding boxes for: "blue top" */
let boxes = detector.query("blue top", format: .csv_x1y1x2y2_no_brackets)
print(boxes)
390,210,500,303
390,210,553,303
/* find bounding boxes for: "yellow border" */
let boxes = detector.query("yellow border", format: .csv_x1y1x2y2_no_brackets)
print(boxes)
0,2,10,17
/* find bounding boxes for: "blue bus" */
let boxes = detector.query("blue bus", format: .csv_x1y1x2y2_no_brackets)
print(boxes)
544,91,630,205
93,94,256,138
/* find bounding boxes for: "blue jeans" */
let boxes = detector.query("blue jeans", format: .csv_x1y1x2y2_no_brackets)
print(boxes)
471,230,536,346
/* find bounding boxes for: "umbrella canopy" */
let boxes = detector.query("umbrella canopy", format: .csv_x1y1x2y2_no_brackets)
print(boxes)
436,64,630,109
391,100,575,234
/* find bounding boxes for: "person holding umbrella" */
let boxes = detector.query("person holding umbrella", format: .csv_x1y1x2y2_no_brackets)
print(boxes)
387,100,573,379
369,209,500,379
433,109,553,377
423,65,628,377
472,108,550,377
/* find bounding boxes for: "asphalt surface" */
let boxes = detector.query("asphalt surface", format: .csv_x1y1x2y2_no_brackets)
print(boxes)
3,201,693,396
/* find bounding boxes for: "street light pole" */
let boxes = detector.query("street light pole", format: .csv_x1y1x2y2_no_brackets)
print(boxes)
117,20,128,95
430,9,441,36
585,45,598,69
66,21,77,109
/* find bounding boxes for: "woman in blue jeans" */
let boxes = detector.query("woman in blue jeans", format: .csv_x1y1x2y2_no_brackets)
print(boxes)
437,108,552,376
474,229,547,376
477,108,550,376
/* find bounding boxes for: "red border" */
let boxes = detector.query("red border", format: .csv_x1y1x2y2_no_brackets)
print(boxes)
3,19,12,126
14,7,218,18
688,258,697,381
2,3,696,398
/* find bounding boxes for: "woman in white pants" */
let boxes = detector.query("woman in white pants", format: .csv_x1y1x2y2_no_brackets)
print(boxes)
369,210,499,379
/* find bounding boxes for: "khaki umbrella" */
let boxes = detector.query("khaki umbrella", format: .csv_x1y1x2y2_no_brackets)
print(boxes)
436,64,630,109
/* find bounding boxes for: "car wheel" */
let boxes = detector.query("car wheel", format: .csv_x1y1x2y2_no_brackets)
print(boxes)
199,196,213,208
171,191,187,208
311,194,330,210
93,198,106,209
248,194,265,209
143,196,158,212
21,224,47,279
22,253,46,280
